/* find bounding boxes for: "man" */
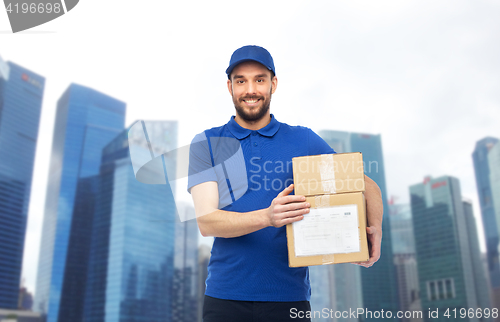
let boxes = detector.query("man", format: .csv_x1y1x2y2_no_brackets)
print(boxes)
188,45,383,322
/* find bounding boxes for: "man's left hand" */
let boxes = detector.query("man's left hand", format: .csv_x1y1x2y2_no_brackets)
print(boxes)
353,226,382,268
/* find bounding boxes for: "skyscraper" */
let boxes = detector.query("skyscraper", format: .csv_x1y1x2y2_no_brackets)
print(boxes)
309,265,335,321
389,203,421,322
463,200,492,322
472,137,500,306
0,56,44,309
172,204,199,322
488,142,500,257
319,130,398,320
410,176,478,322
83,121,187,322
197,244,211,322
34,84,125,322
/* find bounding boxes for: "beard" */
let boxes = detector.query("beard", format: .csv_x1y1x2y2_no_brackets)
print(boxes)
232,91,272,122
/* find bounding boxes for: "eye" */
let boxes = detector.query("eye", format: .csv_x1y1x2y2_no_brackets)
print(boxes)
256,79,264,83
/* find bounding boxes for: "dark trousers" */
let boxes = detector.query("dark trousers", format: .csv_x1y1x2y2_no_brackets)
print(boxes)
203,295,312,322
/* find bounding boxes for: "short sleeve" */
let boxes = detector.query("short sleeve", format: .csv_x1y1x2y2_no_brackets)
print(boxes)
187,132,217,193
307,128,336,155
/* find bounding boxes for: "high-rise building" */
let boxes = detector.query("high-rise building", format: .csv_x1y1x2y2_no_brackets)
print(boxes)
309,265,335,321
410,176,478,322
319,130,398,320
197,244,211,322
472,137,500,305
0,56,44,309
489,142,500,253
389,203,416,255
389,203,421,322
83,121,187,322
34,84,125,322
463,200,492,322
18,286,34,311
172,204,199,322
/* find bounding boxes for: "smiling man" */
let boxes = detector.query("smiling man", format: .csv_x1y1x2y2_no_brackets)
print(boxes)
188,45,383,322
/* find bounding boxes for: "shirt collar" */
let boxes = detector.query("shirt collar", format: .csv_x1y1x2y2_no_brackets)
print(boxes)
227,114,280,140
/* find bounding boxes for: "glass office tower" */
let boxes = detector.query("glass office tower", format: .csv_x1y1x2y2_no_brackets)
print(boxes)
389,203,421,322
83,121,187,322
0,56,44,309
319,130,398,321
472,137,500,304
410,176,478,322
490,142,500,248
34,84,125,322
172,204,199,322
463,200,492,322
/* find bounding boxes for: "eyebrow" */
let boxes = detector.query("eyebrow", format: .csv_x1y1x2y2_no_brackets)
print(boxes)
232,74,269,80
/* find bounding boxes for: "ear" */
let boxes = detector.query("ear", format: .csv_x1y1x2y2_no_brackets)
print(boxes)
271,76,278,94
227,79,233,96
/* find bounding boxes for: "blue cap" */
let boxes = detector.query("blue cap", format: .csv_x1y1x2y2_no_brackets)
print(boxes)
226,45,276,79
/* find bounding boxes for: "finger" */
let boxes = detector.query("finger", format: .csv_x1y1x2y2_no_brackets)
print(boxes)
276,195,306,205
277,184,294,198
282,202,310,212
276,214,305,227
275,208,310,220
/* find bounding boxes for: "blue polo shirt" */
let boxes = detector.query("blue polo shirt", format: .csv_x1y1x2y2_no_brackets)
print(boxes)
188,114,334,301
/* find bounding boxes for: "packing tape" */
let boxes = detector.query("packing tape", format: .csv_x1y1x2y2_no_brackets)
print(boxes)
321,254,335,264
319,154,336,193
314,195,330,208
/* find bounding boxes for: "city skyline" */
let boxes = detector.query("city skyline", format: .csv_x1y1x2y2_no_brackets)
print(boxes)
0,70,497,321
1,0,499,299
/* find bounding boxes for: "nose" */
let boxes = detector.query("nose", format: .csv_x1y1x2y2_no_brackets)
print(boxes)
246,81,256,96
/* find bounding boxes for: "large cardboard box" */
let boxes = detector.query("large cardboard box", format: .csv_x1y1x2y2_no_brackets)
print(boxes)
287,152,369,267
292,152,365,196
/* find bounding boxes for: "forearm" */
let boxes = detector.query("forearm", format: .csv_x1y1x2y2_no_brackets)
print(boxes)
364,175,383,230
197,208,270,238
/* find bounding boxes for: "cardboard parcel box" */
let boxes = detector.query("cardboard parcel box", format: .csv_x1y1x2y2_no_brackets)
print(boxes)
287,152,369,267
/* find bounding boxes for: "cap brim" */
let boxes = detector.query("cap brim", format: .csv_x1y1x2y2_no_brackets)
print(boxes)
226,58,273,77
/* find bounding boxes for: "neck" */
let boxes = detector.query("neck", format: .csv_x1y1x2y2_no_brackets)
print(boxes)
234,113,271,130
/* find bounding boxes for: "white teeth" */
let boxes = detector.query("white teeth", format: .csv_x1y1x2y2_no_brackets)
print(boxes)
246,100,258,103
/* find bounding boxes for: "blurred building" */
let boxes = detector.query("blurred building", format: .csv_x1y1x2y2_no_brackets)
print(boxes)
319,130,398,321
18,286,33,311
82,121,188,322
410,176,479,322
172,204,199,322
197,244,211,322
389,203,421,321
34,84,126,322
472,137,500,307
463,200,492,321
309,265,335,321
0,56,44,309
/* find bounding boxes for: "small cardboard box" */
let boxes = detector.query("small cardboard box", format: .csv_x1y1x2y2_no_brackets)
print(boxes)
286,192,369,267
292,152,365,196
287,153,369,267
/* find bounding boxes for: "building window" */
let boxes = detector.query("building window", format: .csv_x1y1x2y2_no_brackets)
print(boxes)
427,278,455,301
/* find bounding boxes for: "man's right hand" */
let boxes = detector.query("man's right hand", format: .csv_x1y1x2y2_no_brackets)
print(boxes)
266,184,310,228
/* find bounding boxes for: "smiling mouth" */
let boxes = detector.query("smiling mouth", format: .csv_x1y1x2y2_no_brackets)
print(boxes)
242,98,261,106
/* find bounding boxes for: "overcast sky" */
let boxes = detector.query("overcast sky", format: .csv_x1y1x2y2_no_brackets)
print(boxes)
2,0,499,295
